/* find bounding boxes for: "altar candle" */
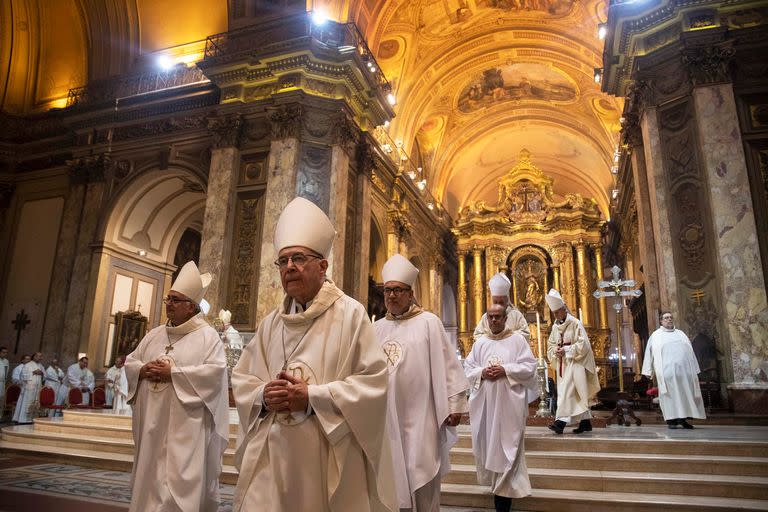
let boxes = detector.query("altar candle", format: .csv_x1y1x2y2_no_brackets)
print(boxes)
579,307,583,321
536,311,543,359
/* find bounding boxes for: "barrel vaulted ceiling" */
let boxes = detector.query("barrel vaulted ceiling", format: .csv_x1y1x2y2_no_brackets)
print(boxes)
1,0,621,218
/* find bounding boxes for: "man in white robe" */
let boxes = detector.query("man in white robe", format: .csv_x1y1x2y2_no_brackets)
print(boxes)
13,351,44,423
104,356,125,406
11,354,30,385
465,305,537,512
642,311,706,429
0,347,8,411
66,357,95,405
232,197,396,512
545,289,600,434
474,273,530,342
125,261,229,512
44,358,66,417
111,357,131,414
375,254,469,512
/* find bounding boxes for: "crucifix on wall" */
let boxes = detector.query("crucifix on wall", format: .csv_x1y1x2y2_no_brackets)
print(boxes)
12,309,31,354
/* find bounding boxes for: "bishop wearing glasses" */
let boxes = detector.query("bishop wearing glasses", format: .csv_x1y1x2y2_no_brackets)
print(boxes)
231,197,397,512
124,260,230,512
374,254,470,512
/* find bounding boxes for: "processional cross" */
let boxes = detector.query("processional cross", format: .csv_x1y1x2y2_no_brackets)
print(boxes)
593,265,642,392
12,309,31,354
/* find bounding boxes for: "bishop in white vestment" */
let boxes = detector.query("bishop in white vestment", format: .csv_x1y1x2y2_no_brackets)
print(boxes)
104,356,126,406
11,355,30,385
125,261,229,512
374,254,469,512
232,197,396,512
474,273,530,342
465,305,537,512
44,359,66,417
545,289,600,434
642,312,706,429
13,352,44,423
66,357,94,405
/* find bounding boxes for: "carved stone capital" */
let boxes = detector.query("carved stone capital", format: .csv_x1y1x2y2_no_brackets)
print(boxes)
332,112,359,150
357,141,377,175
682,43,735,86
387,209,412,240
268,104,303,139
67,155,110,185
207,114,244,149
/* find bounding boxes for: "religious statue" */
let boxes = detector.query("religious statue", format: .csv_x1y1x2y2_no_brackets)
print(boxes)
519,275,542,312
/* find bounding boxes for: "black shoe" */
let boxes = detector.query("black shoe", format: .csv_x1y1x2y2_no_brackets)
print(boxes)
494,494,512,512
680,420,694,429
548,420,566,434
666,419,678,429
573,419,592,434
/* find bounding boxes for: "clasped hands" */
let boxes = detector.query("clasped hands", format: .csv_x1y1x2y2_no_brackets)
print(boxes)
482,365,505,381
263,371,309,413
139,359,172,383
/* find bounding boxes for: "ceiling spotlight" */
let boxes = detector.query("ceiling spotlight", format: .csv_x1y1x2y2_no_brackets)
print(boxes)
611,165,619,174
407,170,416,180
370,65,377,73
594,68,603,84
157,55,174,71
384,120,390,128
598,24,607,40
427,202,434,210
387,93,397,106
137,249,147,257
311,10,328,26
417,179,427,191
612,189,619,199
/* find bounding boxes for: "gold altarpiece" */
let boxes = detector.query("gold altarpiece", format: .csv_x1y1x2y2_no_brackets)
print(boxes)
452,150,612,386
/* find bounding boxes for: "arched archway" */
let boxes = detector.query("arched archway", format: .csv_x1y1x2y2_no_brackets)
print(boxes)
85,168,206,369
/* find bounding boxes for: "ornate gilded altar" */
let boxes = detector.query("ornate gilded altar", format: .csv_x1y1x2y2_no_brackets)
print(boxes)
452,150,612,386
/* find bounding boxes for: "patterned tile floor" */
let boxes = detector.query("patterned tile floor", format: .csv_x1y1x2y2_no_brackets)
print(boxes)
0,457,490,511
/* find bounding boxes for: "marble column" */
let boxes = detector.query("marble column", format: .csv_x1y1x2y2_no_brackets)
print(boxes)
692,83,768,405
553,264,561,292
199,146,240,314
472,248,484,328
575,242,591,327
256,138,300,320
352,174,372,304
594,243,609,329
641,107,680,313
629,138,663,334
559,244,577,313
624,247,643,374
457,252,468,334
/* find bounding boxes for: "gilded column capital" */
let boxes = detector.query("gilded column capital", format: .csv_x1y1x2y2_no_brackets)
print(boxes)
67,155,111,185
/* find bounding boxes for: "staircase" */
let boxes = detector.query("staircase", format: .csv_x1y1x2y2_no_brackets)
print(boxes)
444,427,768,511
2,411,768,511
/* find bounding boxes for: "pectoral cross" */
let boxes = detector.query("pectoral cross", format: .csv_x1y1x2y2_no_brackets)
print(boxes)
12,309,30,354
164,344,173,355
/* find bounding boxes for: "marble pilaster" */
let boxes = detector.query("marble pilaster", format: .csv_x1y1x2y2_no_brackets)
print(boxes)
641,107,680,314
693,84,768,392
326,145,350,286
629,142,662,331
199,147,240,314
472,248,484,327
256,138,299,321
352,174,372,303
40,183,86,358
594,243,609,330
61,179,107,362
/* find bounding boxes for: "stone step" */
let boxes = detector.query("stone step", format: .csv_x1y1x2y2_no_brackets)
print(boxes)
0,426,239,466
441,483,768,511
455,431,768,457
443,465,768,499
60,409,241,434
34,417,240,449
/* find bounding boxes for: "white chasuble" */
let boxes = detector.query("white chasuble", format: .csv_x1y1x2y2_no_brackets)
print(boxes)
473,306,531,341
12,361,44,423
104,365,120,406
465,332,537,498
642,328,706,420
374,309,470,509
125,313,229,512
546,314,600,421
232,281,397,512
65,364,94,405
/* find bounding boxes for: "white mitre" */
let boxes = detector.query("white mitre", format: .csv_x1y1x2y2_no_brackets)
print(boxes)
488,272,511,296
545,288,565,312
218,309,232,324
274,196,336,257
171,261,212,305
382,254,419,287
200,299,211,315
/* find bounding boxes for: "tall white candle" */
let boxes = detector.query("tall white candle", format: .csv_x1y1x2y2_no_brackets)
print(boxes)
579,307,583,321
536,311,543,359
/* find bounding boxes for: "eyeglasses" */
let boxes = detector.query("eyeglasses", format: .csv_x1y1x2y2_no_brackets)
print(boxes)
383,286,411,296
163,296,194,305
274,252,322,269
